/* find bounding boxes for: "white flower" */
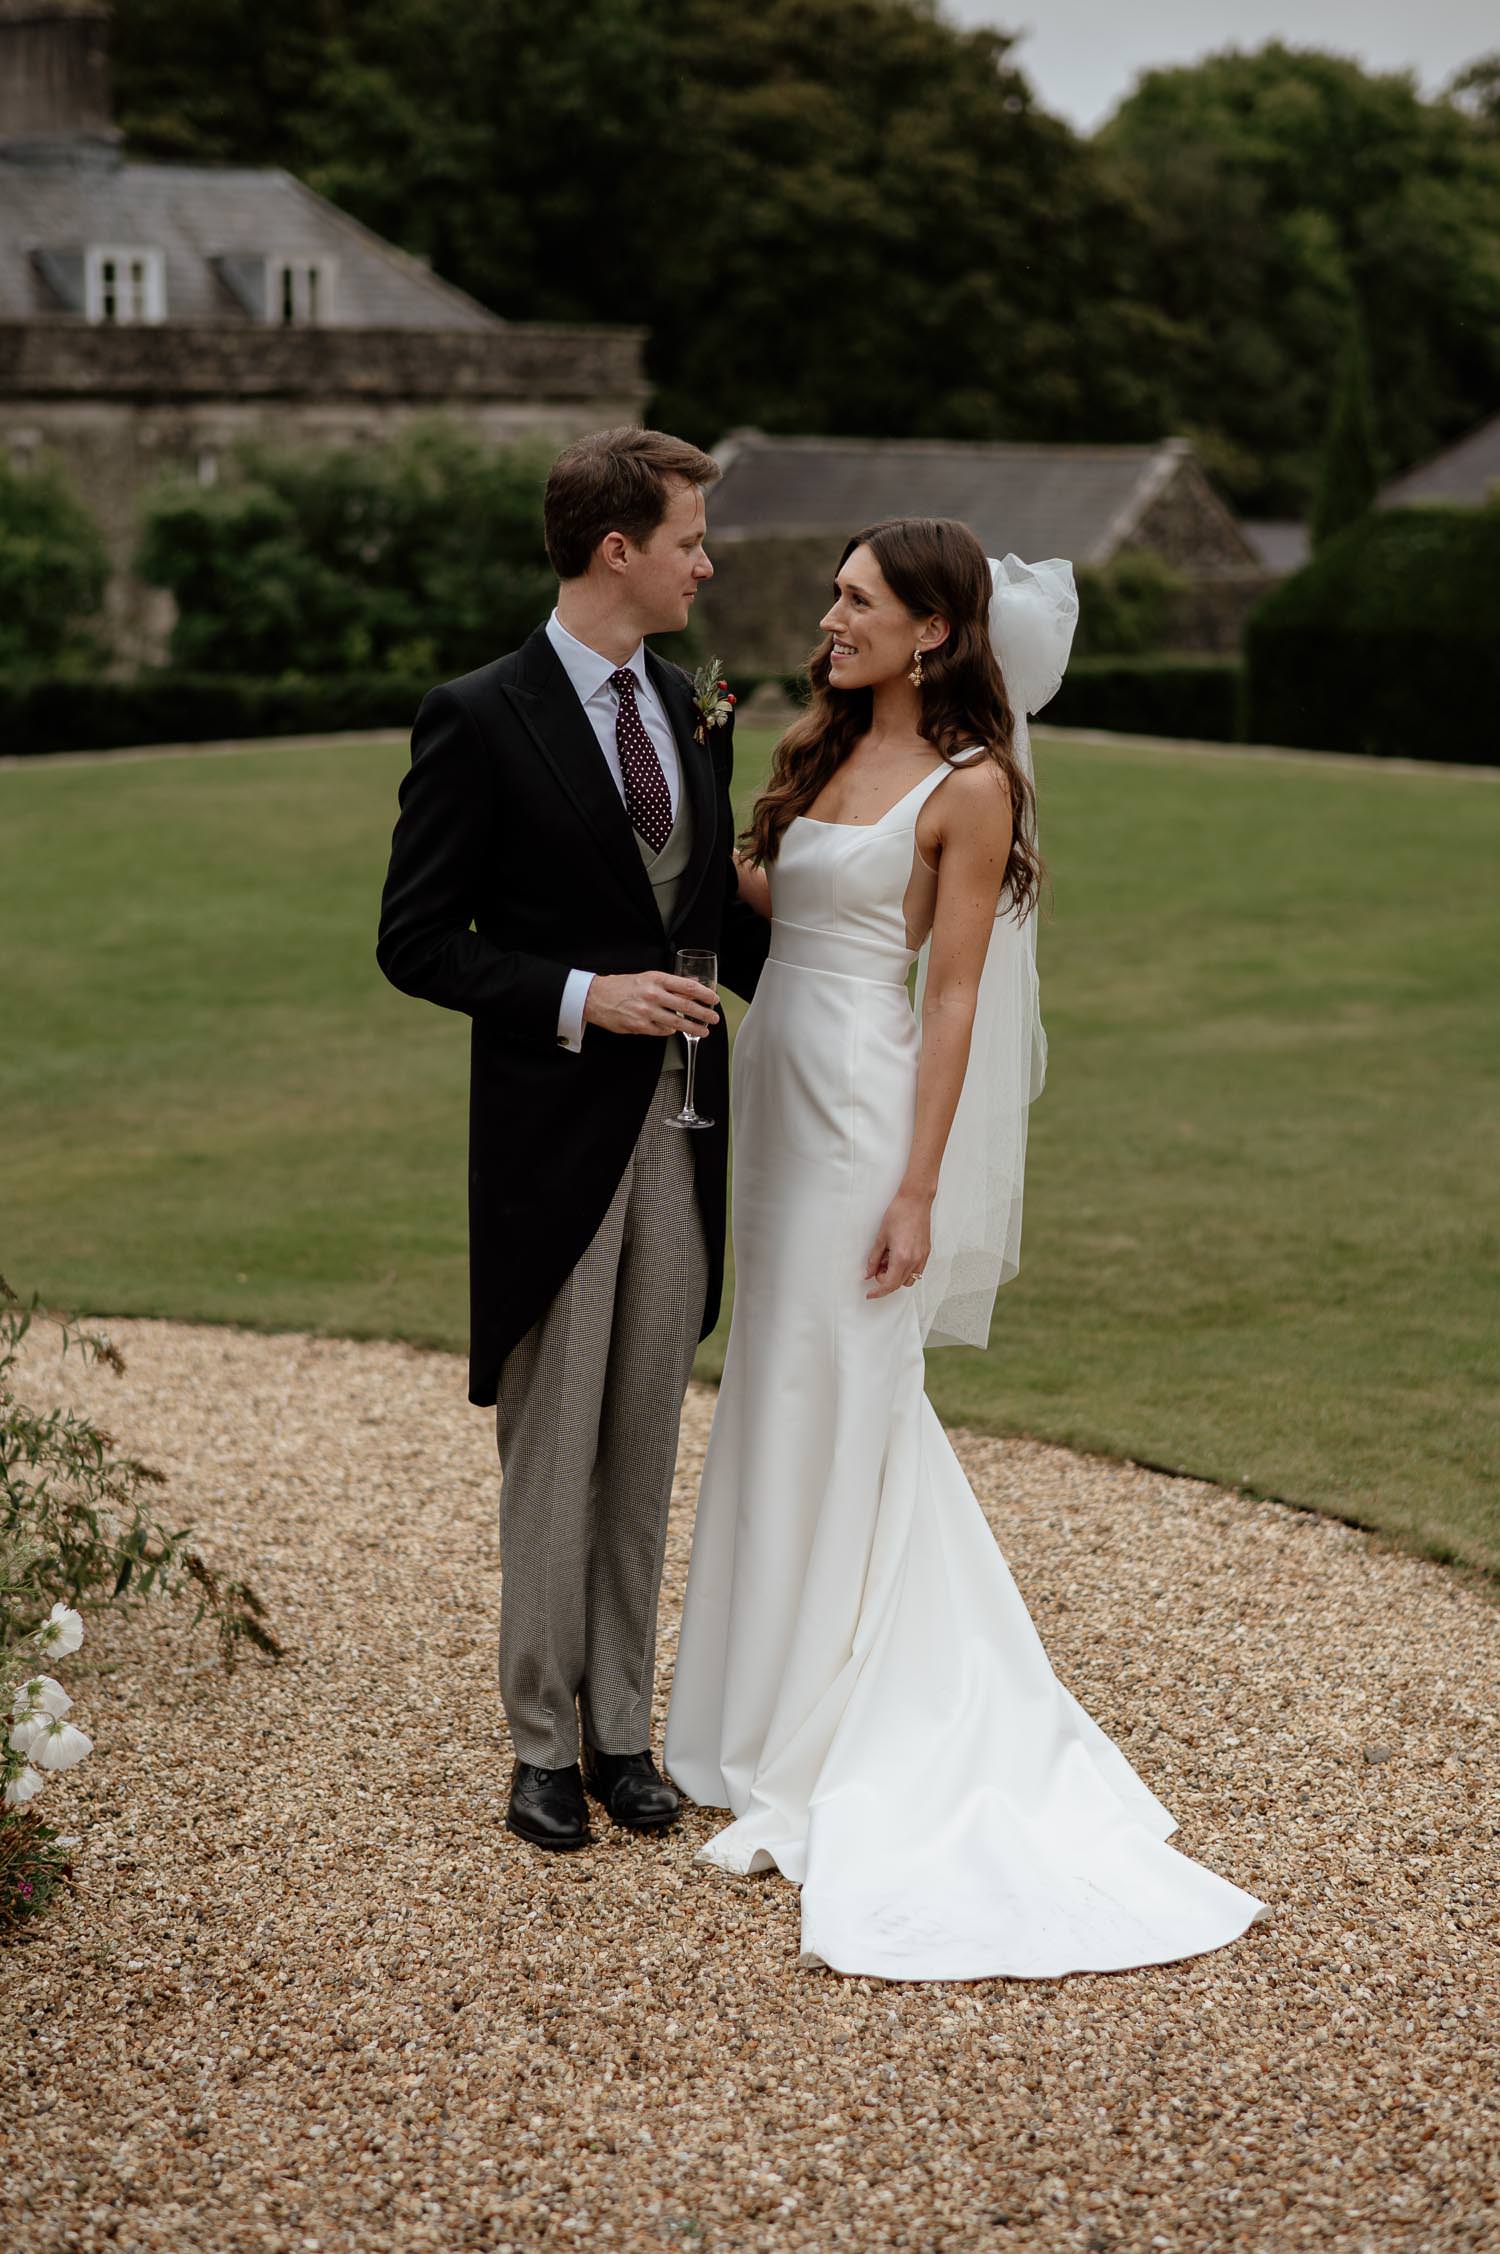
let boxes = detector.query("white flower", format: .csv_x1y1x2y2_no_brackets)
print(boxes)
3,1765,44,1807
30,1718,92,1772
9,1713,47,1756
12,1674,72,1719
34,1603,85,1655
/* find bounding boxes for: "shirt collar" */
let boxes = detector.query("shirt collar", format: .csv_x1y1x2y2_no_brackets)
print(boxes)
546,609,650,705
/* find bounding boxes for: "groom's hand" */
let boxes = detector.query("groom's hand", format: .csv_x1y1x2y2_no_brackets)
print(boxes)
582,972,720,1038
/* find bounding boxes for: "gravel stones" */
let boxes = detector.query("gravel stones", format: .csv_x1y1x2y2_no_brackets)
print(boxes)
5,1319,1498,2253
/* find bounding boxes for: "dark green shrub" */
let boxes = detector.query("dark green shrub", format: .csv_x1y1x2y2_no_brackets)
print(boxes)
138,421,555,678
0,456,108,674
1244,507,1500,762
1044,657,1242,743
0,672,431,758
1074,551,1187,656
0,668,819,759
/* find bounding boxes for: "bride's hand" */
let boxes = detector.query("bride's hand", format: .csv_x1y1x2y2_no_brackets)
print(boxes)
865,1190,933,1299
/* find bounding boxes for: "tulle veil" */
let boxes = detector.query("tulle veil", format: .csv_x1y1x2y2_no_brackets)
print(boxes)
914,553,1078,1350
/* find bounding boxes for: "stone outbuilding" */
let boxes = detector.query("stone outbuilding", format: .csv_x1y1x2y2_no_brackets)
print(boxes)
695,429,1269,675
1380,413,1500,509
1240,413,1500,582
0,0,648,657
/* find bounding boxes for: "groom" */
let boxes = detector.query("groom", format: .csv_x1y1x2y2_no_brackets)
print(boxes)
377,427,769,1851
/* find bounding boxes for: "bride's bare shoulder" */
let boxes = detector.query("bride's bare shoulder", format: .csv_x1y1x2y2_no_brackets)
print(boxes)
936,755,1009,828
914,756,1010,878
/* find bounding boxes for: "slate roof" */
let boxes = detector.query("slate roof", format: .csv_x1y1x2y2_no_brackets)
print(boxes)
709,431,1215,566
0,148,502,330
1242,520,1310,575
1380,414,1500,508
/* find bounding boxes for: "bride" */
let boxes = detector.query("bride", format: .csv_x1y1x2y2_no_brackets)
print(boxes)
664,517,1268,1981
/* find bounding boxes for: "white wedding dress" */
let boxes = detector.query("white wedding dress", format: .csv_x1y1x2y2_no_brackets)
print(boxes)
665,723,1269,1980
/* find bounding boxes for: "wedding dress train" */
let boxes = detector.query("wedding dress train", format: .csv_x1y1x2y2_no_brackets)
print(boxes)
664,759,1268,1981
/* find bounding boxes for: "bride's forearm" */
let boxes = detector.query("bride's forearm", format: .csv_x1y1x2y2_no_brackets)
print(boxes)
901,986,978,1200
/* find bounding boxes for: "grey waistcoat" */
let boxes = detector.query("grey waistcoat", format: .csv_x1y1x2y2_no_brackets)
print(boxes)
638,787,696,1076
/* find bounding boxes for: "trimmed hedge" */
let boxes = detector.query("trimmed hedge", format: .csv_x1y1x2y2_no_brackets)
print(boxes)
0,660,1254,760
732,661,1244,746
0,669,815,759
0,673,431,759
1244,507,1500,764
1043,657,1242,744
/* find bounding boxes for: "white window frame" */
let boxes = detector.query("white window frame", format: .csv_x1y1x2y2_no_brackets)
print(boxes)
85,245,167,325
270,258,334,326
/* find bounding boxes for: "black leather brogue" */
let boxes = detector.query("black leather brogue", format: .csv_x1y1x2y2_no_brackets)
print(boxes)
582,1747,681,1832
506,1760,590,1852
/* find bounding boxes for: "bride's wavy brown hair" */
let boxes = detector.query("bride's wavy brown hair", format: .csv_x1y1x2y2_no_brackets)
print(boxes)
744,517,1042,920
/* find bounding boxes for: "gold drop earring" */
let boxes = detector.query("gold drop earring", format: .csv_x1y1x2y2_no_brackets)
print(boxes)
908,646,924,689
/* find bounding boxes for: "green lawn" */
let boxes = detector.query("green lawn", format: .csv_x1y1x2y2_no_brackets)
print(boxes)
4,730,1497,1573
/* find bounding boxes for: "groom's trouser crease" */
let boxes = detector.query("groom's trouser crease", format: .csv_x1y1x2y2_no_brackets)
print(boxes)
495,1076,707,1769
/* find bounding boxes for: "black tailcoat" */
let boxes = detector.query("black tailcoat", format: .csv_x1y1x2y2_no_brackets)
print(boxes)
377,625,769,1406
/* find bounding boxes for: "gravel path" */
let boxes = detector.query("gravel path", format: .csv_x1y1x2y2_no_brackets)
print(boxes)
6,1320,1497,2254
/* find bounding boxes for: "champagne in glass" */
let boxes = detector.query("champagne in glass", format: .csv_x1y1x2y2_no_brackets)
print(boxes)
665,948,717,1130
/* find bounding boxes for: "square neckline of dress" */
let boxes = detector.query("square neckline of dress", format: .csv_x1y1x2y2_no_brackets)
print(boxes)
793,748,986,834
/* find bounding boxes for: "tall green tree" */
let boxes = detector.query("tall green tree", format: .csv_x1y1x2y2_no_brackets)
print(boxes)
111,0,1174,448
110,9,1500,506
1100,44,1500,513
1310,311,1381,550
1448,53,1500,128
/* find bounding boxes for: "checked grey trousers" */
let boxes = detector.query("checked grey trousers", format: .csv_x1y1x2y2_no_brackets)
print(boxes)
495,1072,709,1769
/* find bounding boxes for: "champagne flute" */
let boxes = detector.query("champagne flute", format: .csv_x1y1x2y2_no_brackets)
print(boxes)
665,948,717,1130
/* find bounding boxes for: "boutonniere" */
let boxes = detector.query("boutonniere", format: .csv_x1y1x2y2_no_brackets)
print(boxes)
692,656,736,745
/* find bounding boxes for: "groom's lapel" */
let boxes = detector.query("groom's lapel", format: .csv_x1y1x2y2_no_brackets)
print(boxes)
503,627,658,926
647,651,717,936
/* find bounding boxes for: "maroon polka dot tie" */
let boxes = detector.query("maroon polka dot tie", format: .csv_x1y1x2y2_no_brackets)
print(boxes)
611,668,674,856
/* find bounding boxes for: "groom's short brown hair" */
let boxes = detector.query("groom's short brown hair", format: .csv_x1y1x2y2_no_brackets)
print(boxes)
544,426,720,580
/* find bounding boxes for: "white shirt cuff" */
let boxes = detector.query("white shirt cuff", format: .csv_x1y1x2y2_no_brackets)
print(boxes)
557,968,595,1053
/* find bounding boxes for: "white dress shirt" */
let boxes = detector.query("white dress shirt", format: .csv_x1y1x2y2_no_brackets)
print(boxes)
545,609,682,1052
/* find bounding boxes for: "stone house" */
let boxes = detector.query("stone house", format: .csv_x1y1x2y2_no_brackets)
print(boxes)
694,430,1269,675
1380,412,1500,509
1240,413,1500,582
0,1,648,658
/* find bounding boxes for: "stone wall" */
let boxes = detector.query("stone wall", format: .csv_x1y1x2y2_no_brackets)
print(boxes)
696,520,1271,676
0,320,650,402
693,532,839,678
1122,463,1270,654
1124,459,1262,576
1,321,650,661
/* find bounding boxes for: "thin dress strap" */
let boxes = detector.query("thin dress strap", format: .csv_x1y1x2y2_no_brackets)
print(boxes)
902,747,986,822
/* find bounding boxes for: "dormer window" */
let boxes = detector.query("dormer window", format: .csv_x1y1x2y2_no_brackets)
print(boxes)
273,259,330,325
85,245,165,324
211,253,334,325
